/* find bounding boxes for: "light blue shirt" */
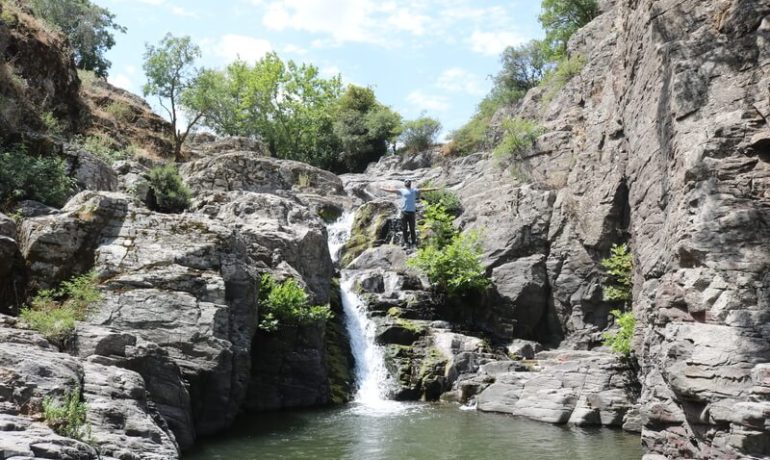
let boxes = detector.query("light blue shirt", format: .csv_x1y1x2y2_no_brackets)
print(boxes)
399,188,418,212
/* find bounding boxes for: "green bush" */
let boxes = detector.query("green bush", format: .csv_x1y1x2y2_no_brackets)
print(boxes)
42,390,89,440
493,117,543,160
539,0,599,60
20,272,101,343
408,231,489,298
104,101,133,122
540,54,586,103
600,243,633,302
418,203,455,249
420,185,462,216
399,116,441,153
147,164,191,213
0,147,75,209
77,134,130,165
258,274,333,332
40,111,63,135
603,309,635,356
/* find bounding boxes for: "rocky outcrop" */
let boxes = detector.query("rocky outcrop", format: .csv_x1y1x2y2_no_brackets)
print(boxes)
0,1,84,143
471,351,638,428
2,150,357,456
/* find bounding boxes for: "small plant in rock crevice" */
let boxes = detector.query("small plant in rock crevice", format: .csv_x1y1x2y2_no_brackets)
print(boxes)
493,117,544,161
603,309,635,357
20,271,101,345
600,243,633,303
147,164,192,213
42,389,90,440
258,273,333,332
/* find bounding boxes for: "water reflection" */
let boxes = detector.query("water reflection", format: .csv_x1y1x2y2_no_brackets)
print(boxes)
186,404,642,460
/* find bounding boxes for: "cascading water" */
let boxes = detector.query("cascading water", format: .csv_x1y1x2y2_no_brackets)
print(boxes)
327,212,404,413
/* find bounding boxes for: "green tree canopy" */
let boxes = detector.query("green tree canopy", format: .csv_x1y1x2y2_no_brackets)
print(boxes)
143,34,213,160
333,85,401,172
495,40,550,94
539,0,599,59
399,116,441,154
30,0,125,77
198,54,344,165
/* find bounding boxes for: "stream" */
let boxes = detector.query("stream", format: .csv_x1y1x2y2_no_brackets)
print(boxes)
185,212,642,460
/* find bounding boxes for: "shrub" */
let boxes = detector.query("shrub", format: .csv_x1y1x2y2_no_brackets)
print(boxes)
493,117,543,160
147,164,191,213
602,309,635,356
20,272,101,343
77,69,99,88
540,54,586,103
408,231,489,298
399,116,441,153
600,243,633,302
258,273,333,332
78,134,129,164
418,203,455,249
539,0,599,60
0,147,74,209
104,101,133,122
40,111,63,135
420,185,462,216
42,390,89,440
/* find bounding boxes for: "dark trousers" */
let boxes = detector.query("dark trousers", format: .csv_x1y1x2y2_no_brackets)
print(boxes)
401,211,416,245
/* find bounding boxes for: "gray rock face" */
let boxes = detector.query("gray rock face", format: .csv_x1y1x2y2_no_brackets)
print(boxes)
64,147,118,193
0,229,24,314
474,351,637,428
4,148,353,456
0,316,177,458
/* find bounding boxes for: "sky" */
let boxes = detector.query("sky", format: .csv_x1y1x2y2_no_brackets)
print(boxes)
94,0,543,137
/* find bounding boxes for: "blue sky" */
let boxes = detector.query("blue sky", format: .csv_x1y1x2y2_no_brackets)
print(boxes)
95,0,543,137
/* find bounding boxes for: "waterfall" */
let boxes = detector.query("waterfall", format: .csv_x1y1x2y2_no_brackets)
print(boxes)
327,212,405,414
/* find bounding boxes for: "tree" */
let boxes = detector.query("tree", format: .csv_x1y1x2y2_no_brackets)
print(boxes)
30,0,125,77
143,34,213,160
333,85,402,172
539,0,599,59
399,116,441,153
495,40,549,94
196,53,345,170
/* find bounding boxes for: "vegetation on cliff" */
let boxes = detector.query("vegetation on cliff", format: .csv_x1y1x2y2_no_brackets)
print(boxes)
0,147,74,209
29,0,125,77
258,274,333,332
450,0,597,156
409,204,489,298
42,390,90,441
20,272,101,344
147,164,192,213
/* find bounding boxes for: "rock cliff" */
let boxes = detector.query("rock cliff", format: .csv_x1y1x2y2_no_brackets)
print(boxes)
0,0,768,458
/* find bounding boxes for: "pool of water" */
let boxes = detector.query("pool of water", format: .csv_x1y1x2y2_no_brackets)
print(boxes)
185,403,642,460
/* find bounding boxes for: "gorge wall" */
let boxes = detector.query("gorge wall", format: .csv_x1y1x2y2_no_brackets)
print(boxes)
0,0,768,459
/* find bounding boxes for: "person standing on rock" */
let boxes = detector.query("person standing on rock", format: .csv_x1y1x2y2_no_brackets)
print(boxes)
381,180,437,247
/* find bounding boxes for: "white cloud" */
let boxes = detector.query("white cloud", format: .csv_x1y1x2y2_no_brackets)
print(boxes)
108,74,135,92
469,31,526,56
171,6,197,17
320,65,341,78
263,0,379,45
386,8,429,36
406,90,450,112
436,68,486,95
282,44,308,55
135,0,165,4
210,34,273,63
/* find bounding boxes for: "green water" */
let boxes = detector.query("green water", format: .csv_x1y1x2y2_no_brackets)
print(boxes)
185,403,642,460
